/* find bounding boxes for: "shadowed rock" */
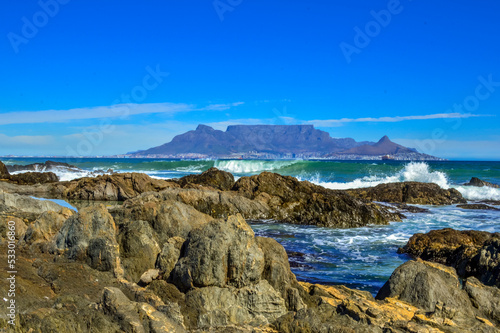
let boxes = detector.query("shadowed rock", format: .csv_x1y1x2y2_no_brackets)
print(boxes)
0,161,9,179
458,203,500,211
8,172,59,185
464,177,499,188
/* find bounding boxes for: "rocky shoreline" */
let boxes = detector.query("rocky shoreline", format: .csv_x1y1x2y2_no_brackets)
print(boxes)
1,161,500,332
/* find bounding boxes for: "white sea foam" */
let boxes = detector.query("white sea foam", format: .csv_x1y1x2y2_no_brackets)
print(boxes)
214,159,300,173
311,162,500,201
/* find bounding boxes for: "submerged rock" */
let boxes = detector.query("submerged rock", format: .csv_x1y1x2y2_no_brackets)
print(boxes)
458,203,500,211
347,181,466,205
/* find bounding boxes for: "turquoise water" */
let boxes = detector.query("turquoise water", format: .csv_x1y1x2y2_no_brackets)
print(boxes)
4,157,500,294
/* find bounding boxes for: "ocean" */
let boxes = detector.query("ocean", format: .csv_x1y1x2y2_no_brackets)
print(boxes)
4,158,500,294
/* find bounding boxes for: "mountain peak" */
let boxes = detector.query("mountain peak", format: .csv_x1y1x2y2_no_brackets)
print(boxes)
377,135,391,144
196,124,215,132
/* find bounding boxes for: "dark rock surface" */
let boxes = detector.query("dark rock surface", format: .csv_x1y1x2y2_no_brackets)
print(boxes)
6,160,77,173
8,171,59,185
62,172,179,201
232,171,401,228
458,203,500,211
464,177,499,188
177,167,235,191
347,181,466,205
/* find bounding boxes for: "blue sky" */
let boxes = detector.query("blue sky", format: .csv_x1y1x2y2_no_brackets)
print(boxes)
1,0,499,159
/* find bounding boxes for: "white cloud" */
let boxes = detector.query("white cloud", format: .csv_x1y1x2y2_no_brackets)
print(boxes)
306,113,492,127
0,102,244,125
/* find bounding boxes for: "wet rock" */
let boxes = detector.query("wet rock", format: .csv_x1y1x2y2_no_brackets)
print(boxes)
118,219,161,282
233,172,401,228
63,172,179,201
177,167,235,191
464,177,499,188
386,202,431,213
8,171,59,185
6,160,77,173
457,203,500,211
347,181,466,205
55,205,121,274
480,200,500,206
172,214,264,290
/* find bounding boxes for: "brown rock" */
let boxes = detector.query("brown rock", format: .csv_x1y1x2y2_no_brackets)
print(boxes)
177,167,235,191
457,204,500,211
63,172,179,201
464,177,499,188
8,172,59,185
347,181,466,205
0,160,9,179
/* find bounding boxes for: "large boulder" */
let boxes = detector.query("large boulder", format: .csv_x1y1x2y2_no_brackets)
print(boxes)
183,280,287,329
63,173,179,201
376,260,476,325
55,205,122,274
177,167,235,191
171,214,264,290
22,209,74,247
464,277,500,325
399,228,500,287
232,172,401,228
464,177,499,188
347,181,466,205
8,172,59,185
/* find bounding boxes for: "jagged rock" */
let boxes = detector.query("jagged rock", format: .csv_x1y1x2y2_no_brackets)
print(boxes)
376,260,475,322
6,160,77,173
8,172,59,185
177,167,235,191
55,205,121,274
100,287,185,333
22,209,74,247
172,214,264,290
63,173,179,201
183,280,287,329
232,172,401,228
464,177,499,188
457,204,500,211
118,219,161,282
156,237,184,277
464,277,500,325
347,181,466,205
399,228,500,287
117,196,214,243
256,236,307,311
0,161,9,179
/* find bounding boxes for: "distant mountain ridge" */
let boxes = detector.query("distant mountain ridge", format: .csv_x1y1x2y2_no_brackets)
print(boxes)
130,124,442,160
